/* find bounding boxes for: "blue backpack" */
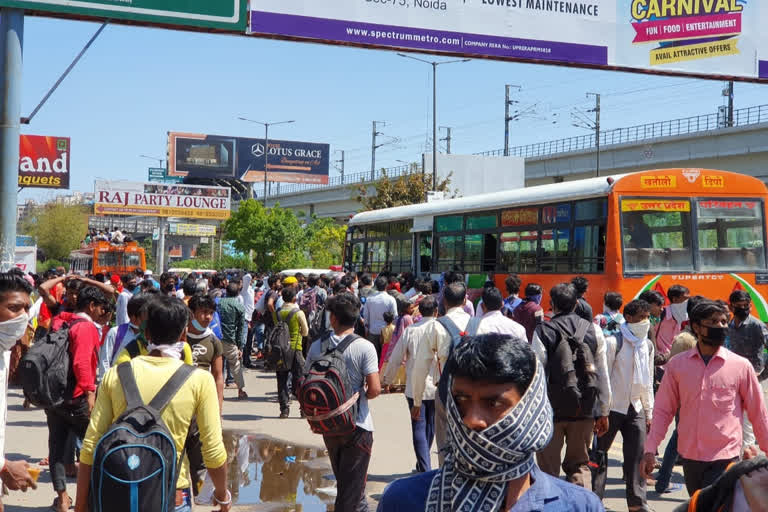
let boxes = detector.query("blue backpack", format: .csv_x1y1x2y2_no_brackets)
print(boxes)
209,297,223,339
90,363,196,512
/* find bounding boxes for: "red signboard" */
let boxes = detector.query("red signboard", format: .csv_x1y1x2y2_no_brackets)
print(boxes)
18,135,70,189
501,208,538,227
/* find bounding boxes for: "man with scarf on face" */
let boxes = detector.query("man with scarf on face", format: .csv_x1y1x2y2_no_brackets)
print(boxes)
512,283,544,343
655,284,690,357
0,273,38,511
728,290,768,451
378,333,603,511
642,300,768,496
593,299,655,511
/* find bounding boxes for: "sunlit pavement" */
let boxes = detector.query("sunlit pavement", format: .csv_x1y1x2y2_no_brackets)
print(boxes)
3,367,688,511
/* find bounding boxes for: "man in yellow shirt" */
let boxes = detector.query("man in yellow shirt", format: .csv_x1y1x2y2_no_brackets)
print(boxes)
75,295,231,512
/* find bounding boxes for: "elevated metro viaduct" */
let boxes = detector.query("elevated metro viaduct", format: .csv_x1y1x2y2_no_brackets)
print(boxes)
266,106,768,223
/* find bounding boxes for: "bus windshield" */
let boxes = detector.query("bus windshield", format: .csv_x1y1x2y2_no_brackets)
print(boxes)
622,197,766,273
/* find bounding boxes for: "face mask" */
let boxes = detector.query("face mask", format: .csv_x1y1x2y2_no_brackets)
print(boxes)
191,318,207,332
669,300,689,324
147,341,186,360
0,312,29,350
733,306,750,320
702,325,728,346
627,319,651,340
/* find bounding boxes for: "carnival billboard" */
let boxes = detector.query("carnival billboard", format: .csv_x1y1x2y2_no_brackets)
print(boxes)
168,132,330,185
18,135,70,189
94,181,231,220
249,0,768,82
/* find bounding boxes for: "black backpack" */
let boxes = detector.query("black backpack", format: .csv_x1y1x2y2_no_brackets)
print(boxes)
308,305,328,341
264,309,298,370
90,362,196,512
546,318,600,419
299,334,361,437
20,319,85,408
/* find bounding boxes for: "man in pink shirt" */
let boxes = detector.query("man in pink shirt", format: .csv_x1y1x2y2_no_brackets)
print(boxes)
641,300,768,496
654,284,690,356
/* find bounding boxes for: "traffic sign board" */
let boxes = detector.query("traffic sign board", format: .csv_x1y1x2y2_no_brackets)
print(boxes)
0,0,247,32
148,167,182,184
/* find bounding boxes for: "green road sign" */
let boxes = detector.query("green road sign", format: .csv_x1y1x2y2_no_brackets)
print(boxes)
0,0,247,32
148,167,182,184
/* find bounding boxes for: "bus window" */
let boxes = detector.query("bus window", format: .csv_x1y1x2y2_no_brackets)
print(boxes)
437,236,462,271
368,240,388,272
124,252,141,269
352,242,364,270
540,229,570,273
573,225,606,273
697,199,766,271
389,238,413,273
419,234,432,274
500,231,537,273
621,199,693,273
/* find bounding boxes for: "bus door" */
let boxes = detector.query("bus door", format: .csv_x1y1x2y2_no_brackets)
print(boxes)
414,232,432,275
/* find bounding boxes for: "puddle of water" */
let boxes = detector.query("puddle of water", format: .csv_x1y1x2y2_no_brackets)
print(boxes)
215,431,336,511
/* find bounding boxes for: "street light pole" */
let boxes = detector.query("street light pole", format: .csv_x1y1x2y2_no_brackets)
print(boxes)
238,117,295,206
397,53,469,193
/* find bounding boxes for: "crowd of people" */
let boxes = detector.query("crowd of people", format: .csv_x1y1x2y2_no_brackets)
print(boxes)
80,227,134,247
0,266,766,511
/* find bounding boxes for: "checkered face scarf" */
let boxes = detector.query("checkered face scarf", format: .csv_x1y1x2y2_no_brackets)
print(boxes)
426,360,553,512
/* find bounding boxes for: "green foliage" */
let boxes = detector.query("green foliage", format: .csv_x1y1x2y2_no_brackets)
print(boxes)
171,254,254,271
37,259,68,273
139,238,156,272
304,217,347,268
355,169,455,211
223,200,307,271
20,203,89,261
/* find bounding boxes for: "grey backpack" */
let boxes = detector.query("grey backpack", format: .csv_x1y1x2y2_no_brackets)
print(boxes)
90,362,196,512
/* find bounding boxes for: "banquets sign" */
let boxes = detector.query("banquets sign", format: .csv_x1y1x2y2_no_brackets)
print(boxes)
249,0,768,81
94,181,231,220
18,135,70,189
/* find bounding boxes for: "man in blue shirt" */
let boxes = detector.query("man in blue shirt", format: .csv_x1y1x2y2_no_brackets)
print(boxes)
378,333,604,512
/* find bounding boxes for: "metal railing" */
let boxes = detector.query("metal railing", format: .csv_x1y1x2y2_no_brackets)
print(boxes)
271,103,768,197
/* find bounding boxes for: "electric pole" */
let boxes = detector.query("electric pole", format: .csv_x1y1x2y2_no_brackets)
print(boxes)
571,92,601,177
587,92,601,177
726,81,734,127
504,85,521,157
334,150,345,183
371,120,385,180
440,126,452,154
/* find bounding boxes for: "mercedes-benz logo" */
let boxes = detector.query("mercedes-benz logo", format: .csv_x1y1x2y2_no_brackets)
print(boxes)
251,143,265,158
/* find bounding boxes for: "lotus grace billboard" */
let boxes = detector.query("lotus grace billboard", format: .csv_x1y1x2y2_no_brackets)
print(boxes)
94,181,231,220
168,132,330,185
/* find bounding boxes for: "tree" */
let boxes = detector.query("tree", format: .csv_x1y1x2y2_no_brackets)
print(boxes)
20,203,89,261
305,217,347,268
355,169,454,211
222,200,306,271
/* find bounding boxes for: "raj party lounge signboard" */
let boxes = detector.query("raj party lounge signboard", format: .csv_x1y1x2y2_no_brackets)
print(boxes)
0,0,247,31
249,0,768,82
168,132,330,185
94,181,231,220
18,135,70,189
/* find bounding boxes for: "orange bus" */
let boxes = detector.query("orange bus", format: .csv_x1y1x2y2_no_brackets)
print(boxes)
345,169,768,321
69,241,146,276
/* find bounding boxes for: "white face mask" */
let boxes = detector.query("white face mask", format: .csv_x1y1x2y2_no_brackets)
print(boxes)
0,312,29,351
669,300,689,324
627,319,651,340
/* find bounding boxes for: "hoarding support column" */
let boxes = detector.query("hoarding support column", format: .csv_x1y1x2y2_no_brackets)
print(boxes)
157,218,166,273
0,9,23,272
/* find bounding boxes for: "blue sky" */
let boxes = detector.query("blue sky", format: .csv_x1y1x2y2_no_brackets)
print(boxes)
18,15,768,202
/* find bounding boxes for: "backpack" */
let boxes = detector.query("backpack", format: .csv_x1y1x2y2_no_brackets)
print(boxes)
20,319,84,408
90,362,196,512
110,323,133,364
298,287,318,316
263,309,298,370
299,334,361,436
599,312,623,337
308,305,328,341
209,297,223,339
435,316,482,404
546,318,599,419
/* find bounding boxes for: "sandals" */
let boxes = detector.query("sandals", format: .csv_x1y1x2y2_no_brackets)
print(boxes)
238,390,248,400
50,495,72,511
